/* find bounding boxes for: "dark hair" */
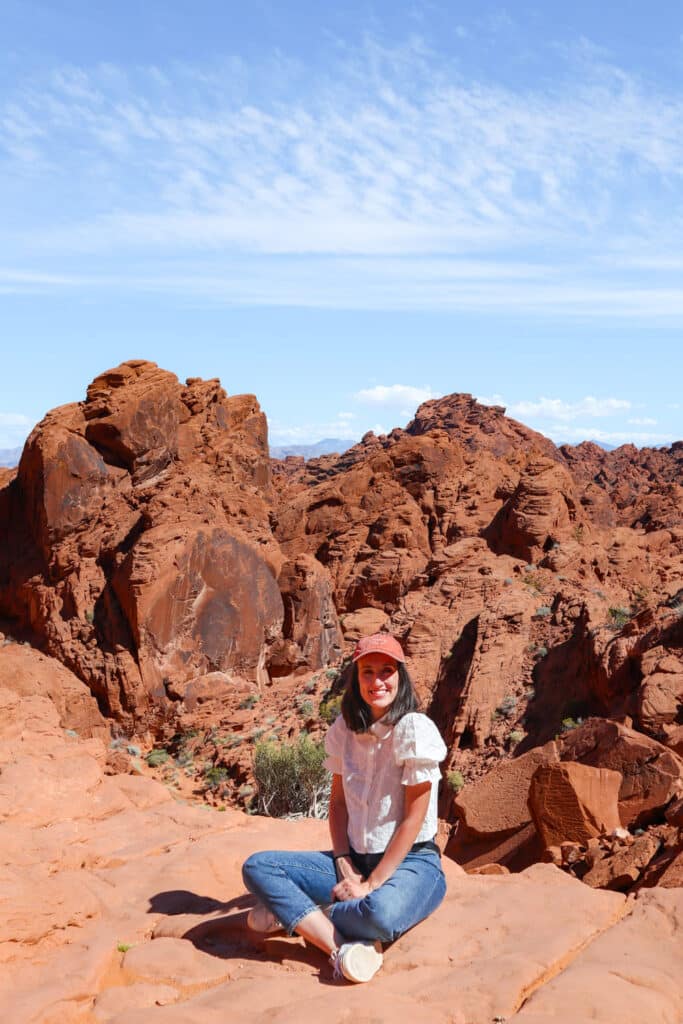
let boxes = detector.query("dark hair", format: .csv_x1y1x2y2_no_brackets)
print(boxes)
341,661,418,733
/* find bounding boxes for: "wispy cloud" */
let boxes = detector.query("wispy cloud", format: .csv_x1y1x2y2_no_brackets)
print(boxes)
354,384,440,405
474,393,678,447
555,425,672,446
268,415,360,445
4,39,683,313
507,397,631,421
0,413,33,449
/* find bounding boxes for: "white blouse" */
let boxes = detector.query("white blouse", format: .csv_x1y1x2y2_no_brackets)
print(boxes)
323,711,447,854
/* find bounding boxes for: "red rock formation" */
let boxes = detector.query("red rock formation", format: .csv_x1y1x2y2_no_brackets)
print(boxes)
528,761,622,848
559,718,683,828
0,360,341,729
1,362,682,887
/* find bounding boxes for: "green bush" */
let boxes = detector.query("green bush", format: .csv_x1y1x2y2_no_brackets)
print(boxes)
146,748,169,767
446,769,465,793
319,694,343,723
204,765,229,790
253,734,330,818
608,606,631,629
239,693,260,710
297,699,315,718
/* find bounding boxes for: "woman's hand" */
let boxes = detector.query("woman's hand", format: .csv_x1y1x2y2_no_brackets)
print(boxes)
332,876,371,901
330,853,365,902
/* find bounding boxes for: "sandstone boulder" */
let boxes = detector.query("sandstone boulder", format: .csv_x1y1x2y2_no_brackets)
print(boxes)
560,718,683,827
528,761,622,848
446,743,558,868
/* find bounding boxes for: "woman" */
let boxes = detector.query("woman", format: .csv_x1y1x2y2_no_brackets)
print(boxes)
242,633,447,983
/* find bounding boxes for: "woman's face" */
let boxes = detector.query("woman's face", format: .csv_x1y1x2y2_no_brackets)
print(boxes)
356,652,400,721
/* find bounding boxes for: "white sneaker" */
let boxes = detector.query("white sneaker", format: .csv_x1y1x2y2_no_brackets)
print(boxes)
330,941,384,983
247,902,283,934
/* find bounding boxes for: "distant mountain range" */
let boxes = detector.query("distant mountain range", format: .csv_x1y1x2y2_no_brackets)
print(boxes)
0,447,21,468
0,438,634,470
269,437,353,460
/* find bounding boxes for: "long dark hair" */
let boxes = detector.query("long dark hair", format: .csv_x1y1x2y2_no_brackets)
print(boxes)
341,661,418,733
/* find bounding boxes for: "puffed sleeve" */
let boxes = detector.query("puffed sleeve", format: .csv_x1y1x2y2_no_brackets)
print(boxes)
393,713,447,786
323,714,346,775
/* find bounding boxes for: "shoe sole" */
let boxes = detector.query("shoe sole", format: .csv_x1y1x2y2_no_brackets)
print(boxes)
341,942,384,983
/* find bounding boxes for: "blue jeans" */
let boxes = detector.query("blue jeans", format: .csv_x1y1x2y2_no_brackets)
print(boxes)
242,846,446,943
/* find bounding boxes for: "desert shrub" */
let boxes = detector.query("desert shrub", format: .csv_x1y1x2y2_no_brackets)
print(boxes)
508,730,525,746
560,717,583,733
535,606,552,618
204,765,229,790
297,699,315,718
495,695,517,719
146,748,169,767
608,606,631,629
319,694,343,723
239,694,260,710
446,769,465,793
85,608,95,624
533,646,548,660
253,734,330,818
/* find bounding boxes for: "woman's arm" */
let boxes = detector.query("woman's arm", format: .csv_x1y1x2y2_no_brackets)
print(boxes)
332,780,431,901
366,781,431,890
328,773,364,885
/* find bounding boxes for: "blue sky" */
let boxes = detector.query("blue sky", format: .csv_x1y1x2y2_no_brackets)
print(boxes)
1,0,682,450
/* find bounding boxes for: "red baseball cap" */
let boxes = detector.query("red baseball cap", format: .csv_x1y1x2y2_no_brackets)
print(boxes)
352,633,405,663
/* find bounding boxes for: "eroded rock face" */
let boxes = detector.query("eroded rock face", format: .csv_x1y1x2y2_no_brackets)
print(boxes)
0,361,339,729
1,365,682,866
528,761,622,848
559,718,683,828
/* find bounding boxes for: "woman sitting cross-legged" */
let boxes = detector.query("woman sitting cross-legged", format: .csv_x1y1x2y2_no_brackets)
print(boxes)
241,633,447,983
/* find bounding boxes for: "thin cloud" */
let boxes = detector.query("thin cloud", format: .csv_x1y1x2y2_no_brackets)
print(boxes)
507,397,631,421
628,416,657,426
268,417,359,445
0,413,33,426
4,39,683,314
355,384,440,405
0,413,34,449
550,425,674,446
